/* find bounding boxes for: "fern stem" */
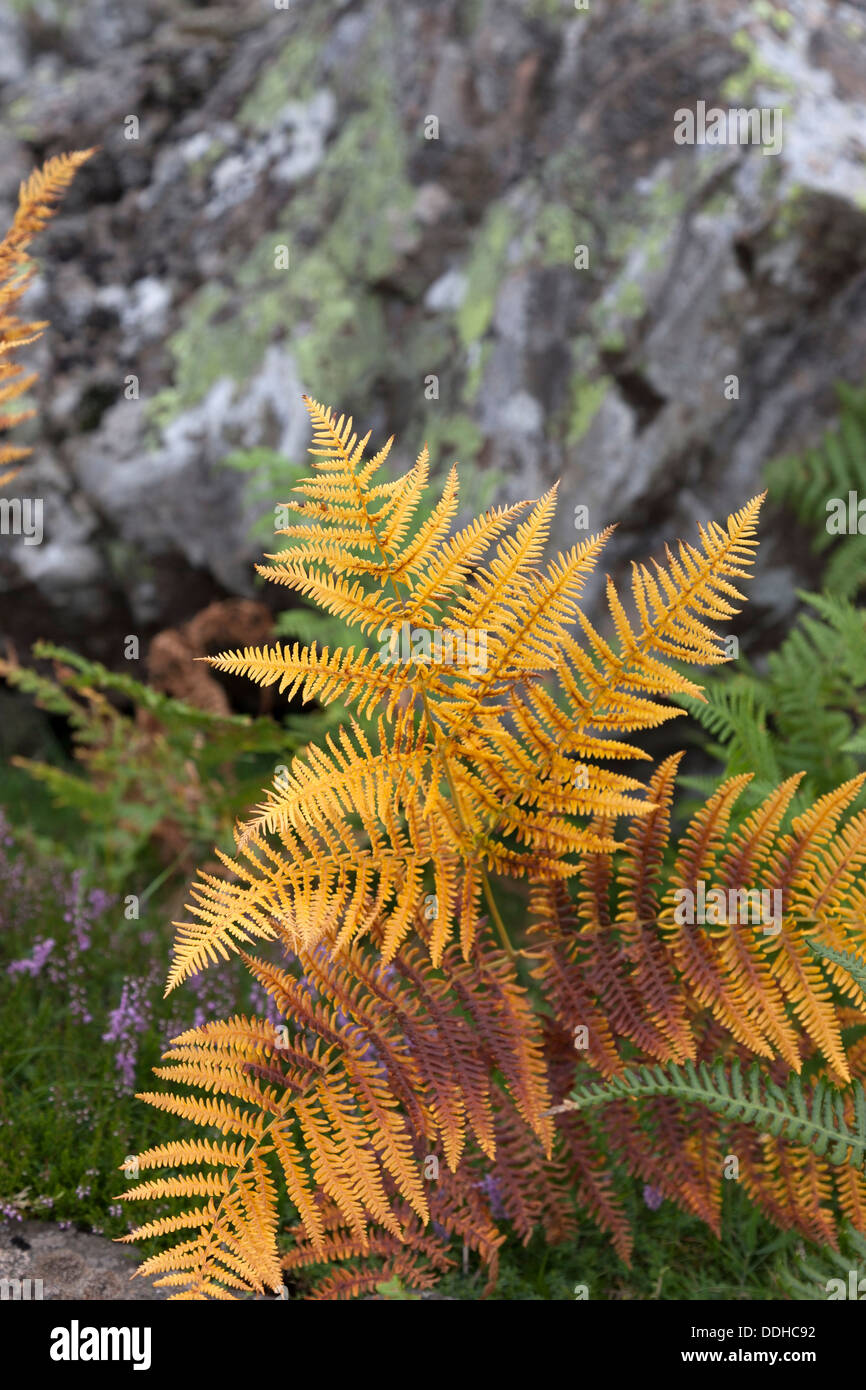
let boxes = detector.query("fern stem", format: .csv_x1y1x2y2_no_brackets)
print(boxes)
427,705,515,957
360,485,516,959
481,871,515,957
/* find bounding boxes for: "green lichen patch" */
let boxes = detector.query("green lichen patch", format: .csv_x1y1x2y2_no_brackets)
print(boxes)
567,374,611,445
457,203,517,348
524,202,588,268
420,411,485,475
722,31,796,104
151,21,418,426
752,0,794,36
462,341,492,405
237,33,323,130
770,183,807,241
147,284,265,431
609,178,687,266
590,279,646,354
186,138,229,180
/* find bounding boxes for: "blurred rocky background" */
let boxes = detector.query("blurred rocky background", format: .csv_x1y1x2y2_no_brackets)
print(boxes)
2,0,865,669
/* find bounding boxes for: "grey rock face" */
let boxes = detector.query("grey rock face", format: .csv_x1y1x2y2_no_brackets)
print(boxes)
1,0,864,657
0,1218,168,1300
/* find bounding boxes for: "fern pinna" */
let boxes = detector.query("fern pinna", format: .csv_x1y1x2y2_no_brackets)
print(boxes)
121,398,866,1297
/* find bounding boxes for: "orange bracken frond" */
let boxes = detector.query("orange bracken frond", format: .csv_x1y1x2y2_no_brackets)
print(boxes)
0,149,94,484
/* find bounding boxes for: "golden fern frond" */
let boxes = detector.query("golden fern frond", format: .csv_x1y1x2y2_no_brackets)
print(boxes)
280,1168,504,1299
239,706,430,842
550,493,765,746
448,487,560,629
397,499,531,626
739,1131,838,1248
256,564,403,634
202,641,421,719
120,1011,421,1297
166,731,444,988
0,149,93,483
123,924,554,1297
0,151,95,265
425,503,764,872
263,397,428,589
441,527,616,714
177,403,769,980
661,775,866,1079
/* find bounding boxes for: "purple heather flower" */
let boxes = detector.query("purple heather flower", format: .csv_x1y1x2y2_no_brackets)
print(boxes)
7,936,55,977
643,1184,664,1211
186,965,237,1031
87,887,112,918
62,871,113,953
103,976,153,1090
478,1173,507,1222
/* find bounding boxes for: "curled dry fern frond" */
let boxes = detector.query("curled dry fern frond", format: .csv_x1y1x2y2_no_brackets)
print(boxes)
122,399,866,1298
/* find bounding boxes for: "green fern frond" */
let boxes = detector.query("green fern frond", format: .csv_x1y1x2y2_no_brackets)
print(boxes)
808,939,866,996
673,677,767,744
823,539,866,600
559,1060,866,1168
677,583,866,814
766,382,866,593
778,1224,866,1299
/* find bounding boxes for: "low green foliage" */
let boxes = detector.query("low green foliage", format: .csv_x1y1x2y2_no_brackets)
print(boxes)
674,383,866,817
0,815,268,1238
674,591,866,813
777,1226,866,1300
0,642,301,889
765,380,866,599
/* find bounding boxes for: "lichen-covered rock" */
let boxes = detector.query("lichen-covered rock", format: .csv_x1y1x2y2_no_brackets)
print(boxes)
2,0,865,657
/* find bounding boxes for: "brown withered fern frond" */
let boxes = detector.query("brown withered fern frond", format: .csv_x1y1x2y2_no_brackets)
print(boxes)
120,926,552,1295
537,755,866,1245
120,398,866,1298
0,149,93,486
